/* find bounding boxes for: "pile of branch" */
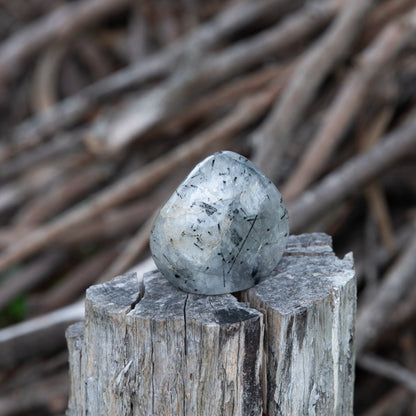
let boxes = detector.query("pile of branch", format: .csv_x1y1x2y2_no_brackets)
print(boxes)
0,0,416,414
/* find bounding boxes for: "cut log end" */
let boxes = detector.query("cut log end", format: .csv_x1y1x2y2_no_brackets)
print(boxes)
67,233,356,416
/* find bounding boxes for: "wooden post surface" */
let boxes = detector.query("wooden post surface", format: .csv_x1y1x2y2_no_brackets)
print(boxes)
66,233,356,416
242,233,356,415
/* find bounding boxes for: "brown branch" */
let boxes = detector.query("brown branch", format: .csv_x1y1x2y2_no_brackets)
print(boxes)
1,0,299,163
385,284,416,332
0,194,162,250
30,44,66,113
74,37,113,80
355,233,416,354
355,221,415,284
282,10,416,201
0,148,89,214
0,79,285,274
33,246,119,314
0,228,26,250
0,300,84,369
0,183,27,216
361,387,410,416
360,213,379,299
0,131,85,182
252,0,376,181
87,0,337,154
98,216,155,283
58,195,162,246
360,108,397,253
358,354,416,393
0,0,130,85
364,184,397,252
0,371,68,416
288,111,416,232
0,251,66,311
162,63,293,135
16,164,114,225
62,197,159,246
361,0,416,45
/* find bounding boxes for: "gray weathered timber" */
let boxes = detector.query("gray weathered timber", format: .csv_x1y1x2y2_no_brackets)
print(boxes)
241,233,356,416
66,321,84,415
66,272,263,415
66,233,356,416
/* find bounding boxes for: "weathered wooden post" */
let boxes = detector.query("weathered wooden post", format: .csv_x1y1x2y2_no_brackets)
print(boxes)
66,233,355,415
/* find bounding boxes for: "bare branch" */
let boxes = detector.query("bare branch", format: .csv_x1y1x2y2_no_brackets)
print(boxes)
282,10,416,200
288,112,416,232
0,80,285,274
252,0,376,181
358,354,416,393
0,300,84,369
1,0,300,163
355,233,416,354
0,0,130,84
97,217,154,283
0,251,66,311
87,0,337,154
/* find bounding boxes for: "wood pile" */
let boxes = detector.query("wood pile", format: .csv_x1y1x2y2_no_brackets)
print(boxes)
0,0,415,414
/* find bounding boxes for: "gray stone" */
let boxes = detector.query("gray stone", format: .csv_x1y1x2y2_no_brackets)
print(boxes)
150,151,289,295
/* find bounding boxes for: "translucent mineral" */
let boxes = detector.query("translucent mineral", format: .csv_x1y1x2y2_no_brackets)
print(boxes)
150,151,289,295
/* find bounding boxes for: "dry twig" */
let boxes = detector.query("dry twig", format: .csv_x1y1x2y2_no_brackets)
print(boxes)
0,300,84,369
288,112,416,232
0,0,130,84
0,251,66,311
34,246,119,313
2,0,299,163
98,216,155,283
355,233,416,354
87,0,337,154
252,0,376,180
282,10,416,200
0,371,68,416
361,387,410,416
358,354,416,393
0,79,286,274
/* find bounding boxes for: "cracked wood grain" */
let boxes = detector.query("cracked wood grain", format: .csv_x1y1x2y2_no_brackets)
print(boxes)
66,233,355,415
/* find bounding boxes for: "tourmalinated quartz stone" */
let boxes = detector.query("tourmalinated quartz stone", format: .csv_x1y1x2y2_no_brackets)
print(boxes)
150,151,289,295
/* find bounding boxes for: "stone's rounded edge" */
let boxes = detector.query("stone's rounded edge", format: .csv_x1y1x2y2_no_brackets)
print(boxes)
85,272,141,314
150,150,290,295
217,150,271,186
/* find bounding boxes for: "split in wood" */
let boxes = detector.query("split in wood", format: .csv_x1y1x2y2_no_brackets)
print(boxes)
67,233,356,415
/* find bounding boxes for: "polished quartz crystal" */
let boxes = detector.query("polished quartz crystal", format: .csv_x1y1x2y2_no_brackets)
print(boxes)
150,151,289,295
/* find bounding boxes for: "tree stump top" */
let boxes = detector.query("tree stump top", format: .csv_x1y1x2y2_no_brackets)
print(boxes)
130,269,262,325
67,233,356,416
252,233,354,314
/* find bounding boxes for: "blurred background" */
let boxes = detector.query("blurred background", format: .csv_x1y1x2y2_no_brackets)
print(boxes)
0,0,415,414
